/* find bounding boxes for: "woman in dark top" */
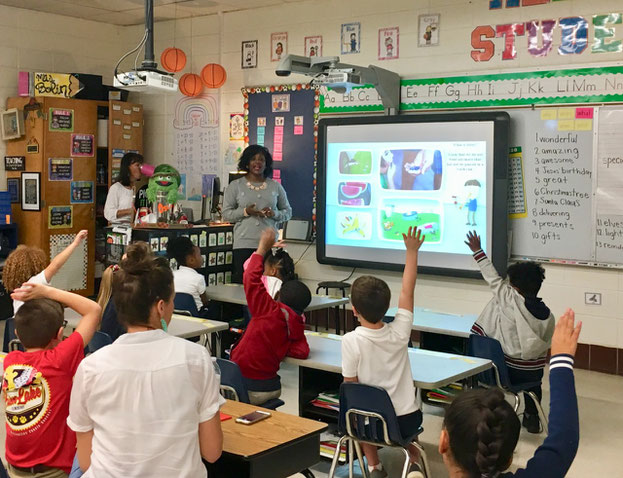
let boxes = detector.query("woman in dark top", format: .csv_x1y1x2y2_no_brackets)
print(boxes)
440,309,581,478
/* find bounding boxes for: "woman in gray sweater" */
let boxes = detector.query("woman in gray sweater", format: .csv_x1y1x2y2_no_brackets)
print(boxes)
223,145,292,282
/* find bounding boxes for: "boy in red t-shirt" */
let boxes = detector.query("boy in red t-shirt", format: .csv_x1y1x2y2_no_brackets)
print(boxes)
2,283,101,477
231,228,311,405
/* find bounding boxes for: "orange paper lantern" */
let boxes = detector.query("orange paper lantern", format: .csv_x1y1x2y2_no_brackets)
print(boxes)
160,47,186,73
201,63,227,88
179,73,203,97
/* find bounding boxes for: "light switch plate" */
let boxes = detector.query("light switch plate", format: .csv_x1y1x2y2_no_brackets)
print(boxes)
585,292,602,305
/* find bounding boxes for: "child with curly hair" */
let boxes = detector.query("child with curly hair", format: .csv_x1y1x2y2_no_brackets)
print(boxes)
4,230,88,314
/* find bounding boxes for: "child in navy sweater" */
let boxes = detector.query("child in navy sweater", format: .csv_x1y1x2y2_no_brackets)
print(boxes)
439,309,581,478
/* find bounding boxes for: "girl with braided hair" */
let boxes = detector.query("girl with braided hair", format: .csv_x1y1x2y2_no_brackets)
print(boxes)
440,309,581,478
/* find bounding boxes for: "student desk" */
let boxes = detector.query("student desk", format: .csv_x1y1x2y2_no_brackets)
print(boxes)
284,332,491,420
64,309,228,353
205,400,327,478
206,283,350,311
386,306,477,353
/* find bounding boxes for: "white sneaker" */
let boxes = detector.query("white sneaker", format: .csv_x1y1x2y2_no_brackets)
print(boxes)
406,472,424,478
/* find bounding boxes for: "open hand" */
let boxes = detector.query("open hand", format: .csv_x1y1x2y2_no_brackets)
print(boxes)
11,283,49,302
258,228,277,254
464,230,481,252
551,309,582,357
245,204,266,217
402,226,425,252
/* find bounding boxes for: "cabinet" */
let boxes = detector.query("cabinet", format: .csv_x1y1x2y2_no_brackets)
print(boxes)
5,97,143,296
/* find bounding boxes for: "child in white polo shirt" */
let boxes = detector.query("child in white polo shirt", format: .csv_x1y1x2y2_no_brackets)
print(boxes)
341,227,425,478
167,236,209,315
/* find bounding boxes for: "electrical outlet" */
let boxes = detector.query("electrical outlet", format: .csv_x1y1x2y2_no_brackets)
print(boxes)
585,292,602,305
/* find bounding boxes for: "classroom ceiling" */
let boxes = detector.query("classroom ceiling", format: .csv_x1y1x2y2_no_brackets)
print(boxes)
0,0,306,26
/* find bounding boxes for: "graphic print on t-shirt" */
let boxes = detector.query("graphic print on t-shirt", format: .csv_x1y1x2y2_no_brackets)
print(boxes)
3,364,50,432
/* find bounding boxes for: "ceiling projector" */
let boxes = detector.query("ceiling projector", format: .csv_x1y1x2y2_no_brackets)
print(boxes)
113,70,178,94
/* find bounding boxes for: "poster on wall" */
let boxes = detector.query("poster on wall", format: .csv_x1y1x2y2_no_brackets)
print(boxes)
172,93,220,201
48,108,73,132
21,172,40,211
49,158,73,181
49,206,73,229
241,40,258,69
272,94,290,113
49,234,87,291
4,156,25,171
271,32,288,62
341,22,361,54
378,27,399,60
7,178,19,203
229,113,244,140
70,181,94,204
305,36,322,57
71,134,94,157
419,14,440,47
34,73,82,98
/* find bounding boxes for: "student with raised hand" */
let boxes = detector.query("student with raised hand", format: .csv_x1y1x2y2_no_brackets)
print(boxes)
440,309,581,478
67,243,224,477
4,230,88,314
341,226,425,478
3,283,101,477
465,230,555,433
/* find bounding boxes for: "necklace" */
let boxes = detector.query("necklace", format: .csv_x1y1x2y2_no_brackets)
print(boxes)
247,181,267,191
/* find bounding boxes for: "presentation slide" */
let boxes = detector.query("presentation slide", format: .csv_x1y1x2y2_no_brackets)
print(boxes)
318,115,508,275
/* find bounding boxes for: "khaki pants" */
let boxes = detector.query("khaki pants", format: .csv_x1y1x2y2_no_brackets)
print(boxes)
7,464,68,478
247,388,281,405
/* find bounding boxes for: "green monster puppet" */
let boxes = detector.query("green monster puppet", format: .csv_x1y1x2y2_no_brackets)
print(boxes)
146,164,181,205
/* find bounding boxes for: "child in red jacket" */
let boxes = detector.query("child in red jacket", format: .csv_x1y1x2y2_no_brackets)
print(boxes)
231,228,311,405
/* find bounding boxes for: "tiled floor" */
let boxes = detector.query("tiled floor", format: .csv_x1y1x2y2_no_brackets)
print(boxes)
1,321,622,478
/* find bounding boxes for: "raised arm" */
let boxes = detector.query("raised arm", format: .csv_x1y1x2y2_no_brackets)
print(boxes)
514,309,581,478
243,229,279,318
11,282,101,346
465,231,515,306
398,227,425,312
43,230,88,283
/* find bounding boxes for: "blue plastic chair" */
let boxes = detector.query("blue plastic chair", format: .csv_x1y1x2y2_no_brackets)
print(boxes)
174,293,200,317
328,382,429,478
467,334,548,433
85,331,112,355
3,317,23,352
216,358,285,410
0,459,8,478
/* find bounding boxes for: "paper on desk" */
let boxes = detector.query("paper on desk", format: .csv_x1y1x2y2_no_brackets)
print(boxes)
173,315,209,324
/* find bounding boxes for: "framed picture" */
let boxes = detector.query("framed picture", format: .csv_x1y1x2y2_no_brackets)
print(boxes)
341,22,361,55
305,36,323,57
21,172,41,211
419,14,440,47
378,27,399,60
4,156,25,171
7,178,19,204
271,32,288,62
241,40,258,69
1,108,24,140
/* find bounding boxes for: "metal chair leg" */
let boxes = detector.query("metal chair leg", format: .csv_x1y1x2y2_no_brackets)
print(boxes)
399,447,411,478
348,439,354,478
527,390,549,434
328,435,349,478
353,441,369,478
412,441,430,478
512,392,520,412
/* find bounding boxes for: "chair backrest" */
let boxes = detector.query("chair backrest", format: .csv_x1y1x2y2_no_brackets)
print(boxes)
86,331,113,355
216,358,250,404
174,293,199,317
467,334,511,388
338,382,405,447
3,317,23,352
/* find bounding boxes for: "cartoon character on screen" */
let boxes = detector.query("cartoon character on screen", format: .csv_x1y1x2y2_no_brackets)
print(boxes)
145,164,183,224
461,179,481,227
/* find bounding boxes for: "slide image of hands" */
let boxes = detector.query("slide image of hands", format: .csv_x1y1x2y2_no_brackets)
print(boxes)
339,150,372,175
379,200,442,243
337,212,372,240
338,181,371,206
380,149,442,191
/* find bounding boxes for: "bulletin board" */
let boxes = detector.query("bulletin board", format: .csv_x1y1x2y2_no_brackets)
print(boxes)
243,85,319,223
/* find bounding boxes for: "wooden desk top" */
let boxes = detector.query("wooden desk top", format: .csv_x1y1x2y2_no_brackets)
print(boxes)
221,400,327,458
206,283,349,311
284,332,491,389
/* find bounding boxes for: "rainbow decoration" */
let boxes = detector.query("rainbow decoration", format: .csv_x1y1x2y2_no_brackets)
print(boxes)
173,94,219,130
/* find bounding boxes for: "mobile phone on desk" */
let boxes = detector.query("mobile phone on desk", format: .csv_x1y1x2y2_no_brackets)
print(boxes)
235,410,271,425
